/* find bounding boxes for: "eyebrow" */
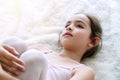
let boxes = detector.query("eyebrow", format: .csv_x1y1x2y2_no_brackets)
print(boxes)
66,20,87,27
75,20,87,27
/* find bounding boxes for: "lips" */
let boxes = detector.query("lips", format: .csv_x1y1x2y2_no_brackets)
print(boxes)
63,32,73,37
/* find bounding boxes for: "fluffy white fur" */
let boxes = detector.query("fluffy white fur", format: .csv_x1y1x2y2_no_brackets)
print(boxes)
0,0,120,80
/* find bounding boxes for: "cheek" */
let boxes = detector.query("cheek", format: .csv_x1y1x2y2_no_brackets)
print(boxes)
59,33,74,47
59,30,67,42
74,31,91,44
59,33,63,41
59,33,65,45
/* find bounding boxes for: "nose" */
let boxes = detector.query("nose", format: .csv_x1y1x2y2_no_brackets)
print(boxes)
66,25,73,31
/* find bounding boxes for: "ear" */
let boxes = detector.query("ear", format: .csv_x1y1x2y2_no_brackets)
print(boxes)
88,37,101,49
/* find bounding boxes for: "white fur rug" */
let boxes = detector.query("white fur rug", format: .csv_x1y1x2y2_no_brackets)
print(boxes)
0,0,120,80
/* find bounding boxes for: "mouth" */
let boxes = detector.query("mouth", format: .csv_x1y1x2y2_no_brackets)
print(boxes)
63,32,73,37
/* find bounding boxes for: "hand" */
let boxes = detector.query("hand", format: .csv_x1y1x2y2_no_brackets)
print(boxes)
0,44,25,76
0,64,20,80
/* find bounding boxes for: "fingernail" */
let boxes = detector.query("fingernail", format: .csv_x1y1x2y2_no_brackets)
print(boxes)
20,61,25,65
15,72,20,76
21,68,25,72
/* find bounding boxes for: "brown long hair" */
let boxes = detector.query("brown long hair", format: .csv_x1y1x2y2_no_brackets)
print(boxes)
82,13,102,59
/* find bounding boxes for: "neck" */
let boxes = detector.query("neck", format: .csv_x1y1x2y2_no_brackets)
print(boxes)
59,48,84,62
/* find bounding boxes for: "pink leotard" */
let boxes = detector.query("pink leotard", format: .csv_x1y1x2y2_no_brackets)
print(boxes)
46,63,72,80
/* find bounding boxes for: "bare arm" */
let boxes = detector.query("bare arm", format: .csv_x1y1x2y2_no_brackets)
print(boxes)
70,65,95,80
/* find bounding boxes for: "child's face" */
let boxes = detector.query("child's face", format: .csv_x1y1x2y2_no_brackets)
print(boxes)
60,14,92,51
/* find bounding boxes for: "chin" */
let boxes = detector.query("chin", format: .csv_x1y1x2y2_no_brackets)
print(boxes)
62,41,73,48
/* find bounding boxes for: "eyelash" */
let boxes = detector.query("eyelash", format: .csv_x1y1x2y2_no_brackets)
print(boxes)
65,24,84,29
76,25,84,29
65,23,70,28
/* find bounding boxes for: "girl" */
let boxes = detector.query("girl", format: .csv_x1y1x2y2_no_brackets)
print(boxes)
0,13,102,80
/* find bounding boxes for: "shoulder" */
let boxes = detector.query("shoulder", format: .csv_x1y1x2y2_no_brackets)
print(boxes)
74,64,95,74
72,64,95,80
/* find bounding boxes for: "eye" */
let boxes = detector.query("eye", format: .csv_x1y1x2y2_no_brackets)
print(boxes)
65,24,69,28
65,21,71,28
76,24,84,29
65,24,70,28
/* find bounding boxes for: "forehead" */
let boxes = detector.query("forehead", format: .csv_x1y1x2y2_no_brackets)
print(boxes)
69,14,90,25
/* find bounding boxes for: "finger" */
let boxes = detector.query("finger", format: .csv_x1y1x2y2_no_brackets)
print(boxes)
0,55,13,67
12,61,25,72
1,60,25,74
0,47,25,65
0,63,3,71
0,55,24,69
2,44,19,56
0,55,25,72
2,63,20,76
